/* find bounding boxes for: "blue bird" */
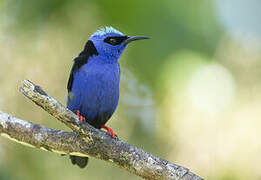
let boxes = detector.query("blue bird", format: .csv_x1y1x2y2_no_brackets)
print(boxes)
67,27,149,168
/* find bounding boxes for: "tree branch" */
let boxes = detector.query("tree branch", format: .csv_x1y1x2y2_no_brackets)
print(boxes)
0,79,203,180
0,111,85,156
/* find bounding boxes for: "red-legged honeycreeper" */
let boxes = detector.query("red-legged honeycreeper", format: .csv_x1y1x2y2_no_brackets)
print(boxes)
66,27,149,168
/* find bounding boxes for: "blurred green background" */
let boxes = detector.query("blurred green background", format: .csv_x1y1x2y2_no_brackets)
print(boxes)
1,0,261,179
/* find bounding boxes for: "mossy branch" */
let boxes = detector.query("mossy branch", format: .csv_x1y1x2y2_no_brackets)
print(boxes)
0,79,203,180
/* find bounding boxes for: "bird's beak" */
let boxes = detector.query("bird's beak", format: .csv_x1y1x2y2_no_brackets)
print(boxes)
124,36,150,45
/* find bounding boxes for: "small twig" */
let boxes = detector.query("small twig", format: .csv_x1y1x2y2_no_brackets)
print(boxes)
0,79,203,180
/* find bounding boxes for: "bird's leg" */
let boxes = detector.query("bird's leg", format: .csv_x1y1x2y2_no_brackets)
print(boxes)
101,125,117,138
76,110,85,121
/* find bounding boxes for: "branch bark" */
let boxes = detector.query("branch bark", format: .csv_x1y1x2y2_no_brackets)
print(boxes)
0,79,203,180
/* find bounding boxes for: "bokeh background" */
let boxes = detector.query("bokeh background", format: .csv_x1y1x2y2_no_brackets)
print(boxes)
1,0,261,179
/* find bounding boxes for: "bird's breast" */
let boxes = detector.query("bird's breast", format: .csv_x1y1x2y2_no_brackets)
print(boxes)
67,56,121,126
81,62,120,88
74,62,120,114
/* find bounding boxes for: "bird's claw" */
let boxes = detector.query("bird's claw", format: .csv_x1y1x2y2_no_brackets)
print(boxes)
76,110,85,121
101,125,117,138
75,111,117,137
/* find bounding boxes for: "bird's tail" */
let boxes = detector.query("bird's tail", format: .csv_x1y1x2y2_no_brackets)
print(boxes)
70,155,89,168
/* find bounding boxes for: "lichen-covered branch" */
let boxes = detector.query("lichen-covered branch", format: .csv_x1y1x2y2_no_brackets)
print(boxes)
0,111,87,156
0,79,203,180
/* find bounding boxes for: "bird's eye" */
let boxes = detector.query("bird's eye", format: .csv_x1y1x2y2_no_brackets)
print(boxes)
104,36,128,46
109,38,117,45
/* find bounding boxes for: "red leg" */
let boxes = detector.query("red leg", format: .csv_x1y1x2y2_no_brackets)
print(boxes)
101,125,117,137
76,110,85,121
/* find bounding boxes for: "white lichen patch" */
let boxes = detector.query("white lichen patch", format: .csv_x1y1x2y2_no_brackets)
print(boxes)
0,112,8,129
156,165,163,172
12,117,31,129
166,163,178,172
146,157,163,173
147,157,155,164
166,163,186,178
34,133,44,142
0,111,32,129
1,133,35,148
0,112,31,129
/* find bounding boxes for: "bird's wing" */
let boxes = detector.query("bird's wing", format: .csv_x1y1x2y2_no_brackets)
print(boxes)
67,62,77,93
67,40,98,93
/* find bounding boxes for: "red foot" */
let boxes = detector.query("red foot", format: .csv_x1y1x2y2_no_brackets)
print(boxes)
101,125,117,137
76,110,85,121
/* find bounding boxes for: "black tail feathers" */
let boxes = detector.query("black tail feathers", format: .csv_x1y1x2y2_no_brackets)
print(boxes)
70,155,88,168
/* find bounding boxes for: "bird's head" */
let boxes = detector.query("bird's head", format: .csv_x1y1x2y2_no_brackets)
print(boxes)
89,27,149,61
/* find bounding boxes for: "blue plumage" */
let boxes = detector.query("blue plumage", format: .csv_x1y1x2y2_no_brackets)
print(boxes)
67,57,120,127
66,27,149,168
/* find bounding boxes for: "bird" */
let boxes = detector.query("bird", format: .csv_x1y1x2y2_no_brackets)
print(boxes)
66,27,149,168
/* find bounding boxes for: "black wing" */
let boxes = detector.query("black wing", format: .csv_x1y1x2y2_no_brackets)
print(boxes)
67,40,98,92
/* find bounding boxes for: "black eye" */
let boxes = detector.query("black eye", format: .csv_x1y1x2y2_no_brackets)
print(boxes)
104,36,128,46
109,38,117,45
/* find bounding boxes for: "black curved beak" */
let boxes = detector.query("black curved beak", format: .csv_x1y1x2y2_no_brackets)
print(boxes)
124,36,150,45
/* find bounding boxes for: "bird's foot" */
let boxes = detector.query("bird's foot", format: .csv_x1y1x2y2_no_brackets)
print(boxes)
101,125,117,138
76,110,85,121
